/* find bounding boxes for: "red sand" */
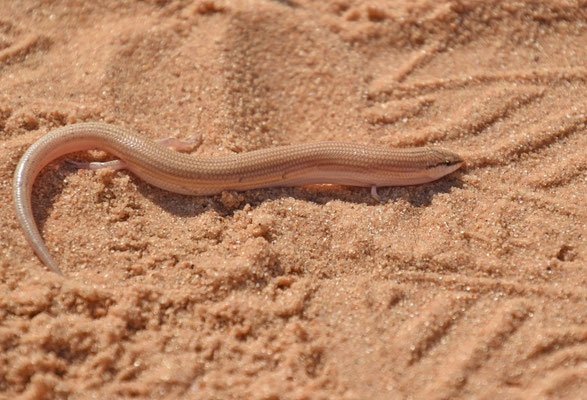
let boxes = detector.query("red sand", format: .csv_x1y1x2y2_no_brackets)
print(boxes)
1,1,585,399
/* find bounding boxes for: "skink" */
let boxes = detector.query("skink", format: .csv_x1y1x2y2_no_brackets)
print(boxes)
13,122,463,274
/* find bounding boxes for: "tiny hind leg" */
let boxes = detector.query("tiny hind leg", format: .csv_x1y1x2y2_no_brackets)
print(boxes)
69,134,203,171
67,159,127,171
156,134,202,152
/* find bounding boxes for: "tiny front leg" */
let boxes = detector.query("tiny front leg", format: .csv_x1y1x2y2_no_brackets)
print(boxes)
371,185,382,202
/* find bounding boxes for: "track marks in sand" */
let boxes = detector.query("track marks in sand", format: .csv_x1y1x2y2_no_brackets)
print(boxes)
313,275,583,398
368,67,587,101
523,136,587,189
472,111,587,168
501,327,587,397
530,365,587,400
525,328,587,366
380,87,545,146
348,281,581,398
0,20,51,67
418,299,532,400
389,292,477,367
363,96,433,126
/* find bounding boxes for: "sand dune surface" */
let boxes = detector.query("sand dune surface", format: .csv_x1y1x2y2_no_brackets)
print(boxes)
1,1,585,399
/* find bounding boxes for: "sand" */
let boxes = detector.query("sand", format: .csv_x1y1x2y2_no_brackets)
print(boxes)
1,0,585,399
